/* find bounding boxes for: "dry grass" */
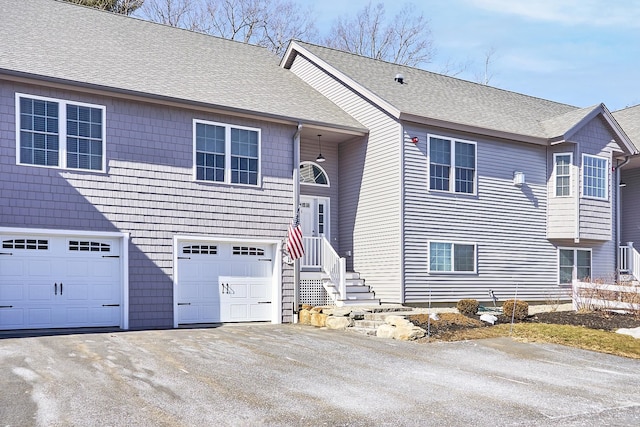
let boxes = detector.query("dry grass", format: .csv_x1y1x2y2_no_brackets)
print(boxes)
412,313,640,359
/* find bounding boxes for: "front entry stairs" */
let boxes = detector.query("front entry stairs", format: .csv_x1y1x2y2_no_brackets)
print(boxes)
322,271,380,306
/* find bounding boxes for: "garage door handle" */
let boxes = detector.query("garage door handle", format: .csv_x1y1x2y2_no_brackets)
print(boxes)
60,282,63,295
0,305,13,309
257,301,271,304
0,252,12,256
102,304,121,307
177,303,191,306
54,282,57,295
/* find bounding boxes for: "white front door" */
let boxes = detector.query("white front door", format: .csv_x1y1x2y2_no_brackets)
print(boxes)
300,196,330,239
176,241,274,324
0,234,123,330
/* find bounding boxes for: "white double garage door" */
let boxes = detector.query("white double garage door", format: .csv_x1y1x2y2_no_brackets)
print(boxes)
0,231,125,330
0,229,279,331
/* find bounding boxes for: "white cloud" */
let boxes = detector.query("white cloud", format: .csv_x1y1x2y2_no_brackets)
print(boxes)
464,0,640,27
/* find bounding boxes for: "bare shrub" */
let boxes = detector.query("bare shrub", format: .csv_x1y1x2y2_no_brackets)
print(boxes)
503,299,529,320
456,299,479,317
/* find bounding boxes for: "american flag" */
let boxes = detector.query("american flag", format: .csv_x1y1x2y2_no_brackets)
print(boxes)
287,211,304,261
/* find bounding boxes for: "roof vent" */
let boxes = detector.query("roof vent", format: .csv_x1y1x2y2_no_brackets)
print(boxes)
394,73,405,84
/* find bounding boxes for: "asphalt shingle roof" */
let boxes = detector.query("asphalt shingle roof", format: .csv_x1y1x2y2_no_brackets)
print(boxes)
0,0,364,131
613,105,640,151
291,41,585,139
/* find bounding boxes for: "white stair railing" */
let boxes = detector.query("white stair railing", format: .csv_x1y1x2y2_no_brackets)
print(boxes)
301,236,322,269
620,242,640,282
322,236,347,301
619,245,629,273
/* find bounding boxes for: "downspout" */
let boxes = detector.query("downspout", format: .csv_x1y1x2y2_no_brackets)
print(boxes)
292,124,302,323
615,155,631,283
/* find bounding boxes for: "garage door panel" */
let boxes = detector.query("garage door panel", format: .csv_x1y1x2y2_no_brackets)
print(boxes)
27,308,53,327
177,242,274,324
29,260,54,276
0,283,24,300
0,308,24,328
0,234,123,331
1,258,25,276
28,283,55,301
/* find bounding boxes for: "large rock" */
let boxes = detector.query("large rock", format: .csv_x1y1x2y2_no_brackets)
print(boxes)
384,315,412,327
310,312,328,327
323,307,352,317
377,317,426,341
393,324,426,341
325,316,354,330
376,324,396,339
298,309,311,325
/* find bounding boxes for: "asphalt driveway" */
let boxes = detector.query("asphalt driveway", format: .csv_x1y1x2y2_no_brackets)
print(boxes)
1,324,639,426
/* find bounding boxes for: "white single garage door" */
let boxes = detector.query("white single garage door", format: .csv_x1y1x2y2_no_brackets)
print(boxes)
0,234,122,330
176,241,274,324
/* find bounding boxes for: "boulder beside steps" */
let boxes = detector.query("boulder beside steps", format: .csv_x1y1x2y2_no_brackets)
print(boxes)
298,305,427,341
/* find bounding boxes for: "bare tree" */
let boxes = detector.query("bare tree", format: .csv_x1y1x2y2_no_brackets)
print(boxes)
325,2,434,67
139,0,317,56
140,0,206,30
63,0,144,15
474,47,498,85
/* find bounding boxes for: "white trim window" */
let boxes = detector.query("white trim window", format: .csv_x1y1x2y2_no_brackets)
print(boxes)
16,93,106,171
300,161,330,186
194,120,261,186
429,241,476,273
428,135,476,194
558,248,591,284
582,154,608,200
554,153,572,197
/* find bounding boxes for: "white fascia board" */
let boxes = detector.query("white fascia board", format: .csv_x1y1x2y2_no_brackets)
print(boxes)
283,42,402,120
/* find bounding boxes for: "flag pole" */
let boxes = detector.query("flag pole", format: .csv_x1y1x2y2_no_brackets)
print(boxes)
292,124,302,323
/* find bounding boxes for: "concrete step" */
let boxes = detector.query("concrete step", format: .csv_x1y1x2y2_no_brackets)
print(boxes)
348,326,378,336
336,298,381,307
346,285,371,293
353,319,385,329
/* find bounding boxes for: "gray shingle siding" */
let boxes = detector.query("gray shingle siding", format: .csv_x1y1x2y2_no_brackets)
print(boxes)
1,81,294,328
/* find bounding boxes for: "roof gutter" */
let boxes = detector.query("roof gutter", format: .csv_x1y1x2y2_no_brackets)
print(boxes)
399,113,549,146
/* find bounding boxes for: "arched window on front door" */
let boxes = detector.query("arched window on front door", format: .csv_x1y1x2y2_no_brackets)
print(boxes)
300,161,330,186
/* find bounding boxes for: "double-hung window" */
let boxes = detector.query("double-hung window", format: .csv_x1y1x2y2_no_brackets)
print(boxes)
429,135,476,194
559,248,591,284
429,242,476,273
16,94,105,171
554,153,572,197
194,120,260,186
582,154,608,200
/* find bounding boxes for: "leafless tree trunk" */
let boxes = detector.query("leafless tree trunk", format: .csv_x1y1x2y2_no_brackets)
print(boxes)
64,0,144,15
325,2,434,67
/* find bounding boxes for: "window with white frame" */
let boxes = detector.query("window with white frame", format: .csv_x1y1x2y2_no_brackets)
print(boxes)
300,161,329,186
582,154,608,199
429,242,476,273
554,153,572,197
429,135,476,194
16,94,105,171
194,120,260,185
559,248,591,284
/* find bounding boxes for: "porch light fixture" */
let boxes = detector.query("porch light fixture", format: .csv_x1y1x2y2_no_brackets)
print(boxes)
411,136,419,143
513,171,525,187
316,134,325,163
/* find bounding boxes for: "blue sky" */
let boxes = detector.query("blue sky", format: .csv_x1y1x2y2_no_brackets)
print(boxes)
305,0,640,111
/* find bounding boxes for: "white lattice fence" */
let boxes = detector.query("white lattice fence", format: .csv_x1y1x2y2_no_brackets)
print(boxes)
300,279,334,306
